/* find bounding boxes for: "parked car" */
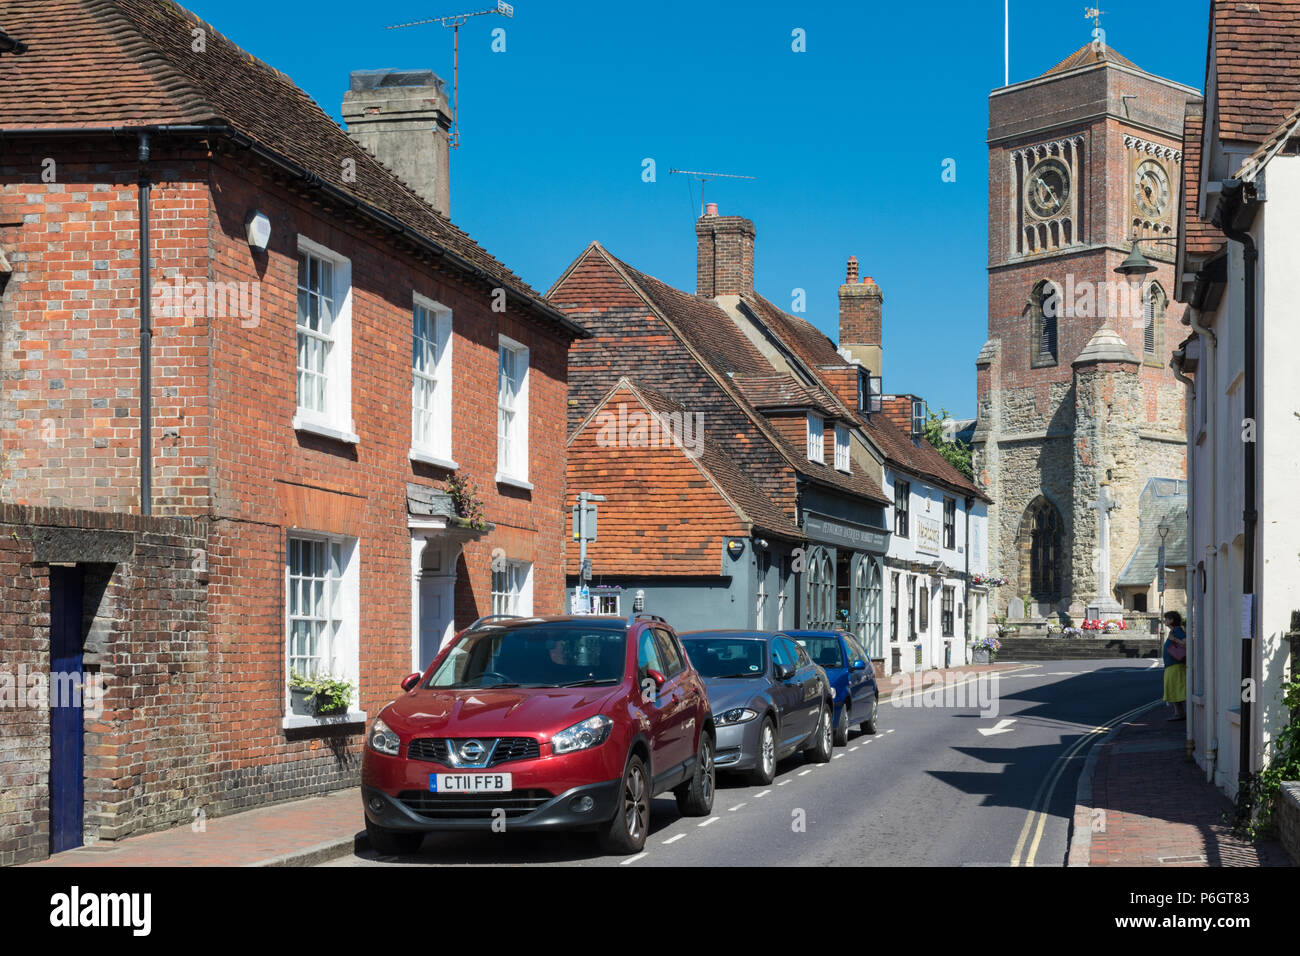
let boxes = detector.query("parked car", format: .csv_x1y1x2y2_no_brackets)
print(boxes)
783,629,879,745
678,630,834,785
361,614,715,856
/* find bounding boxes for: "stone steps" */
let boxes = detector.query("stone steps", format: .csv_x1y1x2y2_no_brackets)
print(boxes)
994,636,1163,661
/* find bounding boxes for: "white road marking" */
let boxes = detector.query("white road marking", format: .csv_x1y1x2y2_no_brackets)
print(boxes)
886,728,896,734
662,834,685,845
755,789,771,798
778,780,791,786
620,852,648,865
833,753,844,759
849,746,859,752
798,768,813,776
978,718,1018,737
729,803,746,811
698,816,720,828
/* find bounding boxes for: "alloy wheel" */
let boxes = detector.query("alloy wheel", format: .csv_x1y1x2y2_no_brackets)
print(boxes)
761,723,776,777
624,764,648,842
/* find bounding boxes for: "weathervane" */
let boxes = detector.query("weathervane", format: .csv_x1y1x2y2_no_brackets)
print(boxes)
386,2,515,149
1085,7,1107,53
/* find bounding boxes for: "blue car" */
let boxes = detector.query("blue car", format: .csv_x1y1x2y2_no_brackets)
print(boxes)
783,630,879,745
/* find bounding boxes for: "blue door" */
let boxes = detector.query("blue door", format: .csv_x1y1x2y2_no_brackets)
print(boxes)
50,566,84,854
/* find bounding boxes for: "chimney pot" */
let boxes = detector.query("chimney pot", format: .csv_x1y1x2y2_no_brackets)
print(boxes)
705,202,718,217
846,255,858,284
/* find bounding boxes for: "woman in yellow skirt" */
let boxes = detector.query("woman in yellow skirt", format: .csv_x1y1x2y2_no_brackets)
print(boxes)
1162,610,1187,720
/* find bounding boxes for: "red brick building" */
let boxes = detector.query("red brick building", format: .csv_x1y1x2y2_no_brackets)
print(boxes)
0,0,583,864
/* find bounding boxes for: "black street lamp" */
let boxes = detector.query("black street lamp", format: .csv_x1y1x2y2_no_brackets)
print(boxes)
1114,236,1180,277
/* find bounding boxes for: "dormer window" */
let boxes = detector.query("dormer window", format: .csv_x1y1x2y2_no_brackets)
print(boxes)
834,424,851,473
807,412,825,464
910,399,926,440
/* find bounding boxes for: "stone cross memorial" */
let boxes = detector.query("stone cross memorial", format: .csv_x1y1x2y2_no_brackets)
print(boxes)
1086,482,1125,622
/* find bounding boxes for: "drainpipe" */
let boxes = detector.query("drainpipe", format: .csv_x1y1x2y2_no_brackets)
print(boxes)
137,132,152,515
1213,179,1258,814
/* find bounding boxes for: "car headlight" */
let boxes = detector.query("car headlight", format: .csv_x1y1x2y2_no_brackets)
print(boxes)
551,715,613,755
367,717,400,756
714,707,758,726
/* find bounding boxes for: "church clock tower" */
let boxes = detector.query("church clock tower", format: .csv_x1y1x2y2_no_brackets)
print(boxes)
973,41,1198,620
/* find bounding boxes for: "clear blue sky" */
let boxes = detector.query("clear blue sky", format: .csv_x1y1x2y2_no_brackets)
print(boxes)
186,0,1208,417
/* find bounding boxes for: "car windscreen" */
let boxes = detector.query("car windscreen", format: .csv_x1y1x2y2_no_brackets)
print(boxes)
793,635,846,669
427,624,627,689
680,637,767,679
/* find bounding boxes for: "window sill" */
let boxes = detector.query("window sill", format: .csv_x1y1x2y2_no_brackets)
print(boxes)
293,414,359,446
410,448,459,470
282,709,367,731
495,472,534,492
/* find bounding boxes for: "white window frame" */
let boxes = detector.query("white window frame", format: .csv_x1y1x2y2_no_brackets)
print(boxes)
284,531,364,728
491,559,533,615
496,335,531,489
293,236,357,444
410,293,456,468
807,412,825,464
834,424,851,472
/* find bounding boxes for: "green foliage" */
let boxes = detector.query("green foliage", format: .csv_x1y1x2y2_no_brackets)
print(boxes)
1234,675,1300,840
923,407,974,479
289,670,355,715
445,475,488,531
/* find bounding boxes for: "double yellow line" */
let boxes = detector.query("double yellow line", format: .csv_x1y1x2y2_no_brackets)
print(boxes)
1009,698,1160,867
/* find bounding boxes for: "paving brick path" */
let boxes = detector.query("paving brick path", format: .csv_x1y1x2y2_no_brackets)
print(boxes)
1078,706,1292,867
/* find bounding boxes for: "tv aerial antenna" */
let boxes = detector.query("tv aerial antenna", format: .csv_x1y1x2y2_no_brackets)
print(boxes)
386,2,515,149
669,168,756,217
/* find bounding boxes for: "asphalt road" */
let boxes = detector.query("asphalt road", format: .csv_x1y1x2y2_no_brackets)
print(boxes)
323,658,1164,867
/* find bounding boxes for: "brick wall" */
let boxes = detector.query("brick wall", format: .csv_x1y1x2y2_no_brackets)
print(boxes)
694,213,755,297
0,504,209,865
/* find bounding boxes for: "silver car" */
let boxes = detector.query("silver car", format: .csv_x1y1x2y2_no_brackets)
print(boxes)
680,631,834,785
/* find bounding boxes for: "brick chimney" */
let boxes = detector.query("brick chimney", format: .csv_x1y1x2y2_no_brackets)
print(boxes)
696,206,756,297
838,255,883,378
342,69,452,217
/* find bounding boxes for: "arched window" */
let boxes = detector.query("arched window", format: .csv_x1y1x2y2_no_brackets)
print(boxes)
1028,280,1059,368
803,546,835,629
1018,496,1063,603
1143,282,1166,359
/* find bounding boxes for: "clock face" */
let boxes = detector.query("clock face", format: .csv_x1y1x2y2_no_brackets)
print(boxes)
1134,160,1171,218
1026,158,1070,219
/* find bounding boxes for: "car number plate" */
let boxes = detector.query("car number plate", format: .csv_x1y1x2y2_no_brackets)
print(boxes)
429,772,513,793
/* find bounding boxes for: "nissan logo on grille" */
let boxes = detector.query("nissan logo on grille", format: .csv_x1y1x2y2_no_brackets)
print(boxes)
459,740,486,763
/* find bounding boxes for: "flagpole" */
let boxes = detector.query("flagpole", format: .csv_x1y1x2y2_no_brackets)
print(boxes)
1004,0,1009,86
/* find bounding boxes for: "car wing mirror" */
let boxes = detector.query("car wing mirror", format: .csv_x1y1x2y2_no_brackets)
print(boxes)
851,659,867,671
644,668,667,689
400,672,422,692
774,663,793,681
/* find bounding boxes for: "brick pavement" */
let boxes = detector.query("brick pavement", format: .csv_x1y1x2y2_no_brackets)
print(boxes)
24,787,363,868
1074,706,1292,867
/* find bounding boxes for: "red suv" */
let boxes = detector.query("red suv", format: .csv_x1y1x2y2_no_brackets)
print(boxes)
362,614,716,855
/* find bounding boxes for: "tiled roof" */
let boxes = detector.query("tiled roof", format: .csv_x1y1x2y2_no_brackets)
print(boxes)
738,293,987,501
1117,499,1188,586
1041,43,1139,77
0,0,574,330
1180,99,1224,260
1235,98,1300,181
732,374,839,417
625,380,804,541
602,254,890,506
1212,0,1300,144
